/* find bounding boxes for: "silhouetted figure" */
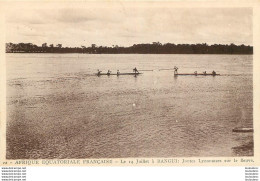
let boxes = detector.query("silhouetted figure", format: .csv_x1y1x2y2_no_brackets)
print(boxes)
133,67,139,73
97,69,102,76
117,70,120,76
194,71,197,75
203,71,207,75
107,70,111,76
212,70,216,75
174,66,179,74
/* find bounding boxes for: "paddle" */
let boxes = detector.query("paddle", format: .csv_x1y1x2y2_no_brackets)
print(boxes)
159,68,175,71
139,69,154,71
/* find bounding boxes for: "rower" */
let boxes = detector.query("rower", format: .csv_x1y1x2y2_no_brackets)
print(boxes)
117,70,120,76
212,70,216,75
107,70,111,76
203,71,207,75
133,67,139,74
174,66,179,75
97,69,102,76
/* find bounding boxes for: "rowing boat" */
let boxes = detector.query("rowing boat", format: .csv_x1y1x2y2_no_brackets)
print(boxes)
174,73,220,76
96,73,143,76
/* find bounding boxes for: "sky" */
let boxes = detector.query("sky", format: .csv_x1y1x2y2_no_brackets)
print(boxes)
5,4,252,47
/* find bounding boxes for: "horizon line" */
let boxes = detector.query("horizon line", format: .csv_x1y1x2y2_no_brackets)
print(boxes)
6,42,253,48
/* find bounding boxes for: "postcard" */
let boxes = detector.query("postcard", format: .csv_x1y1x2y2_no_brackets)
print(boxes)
0,1,259,166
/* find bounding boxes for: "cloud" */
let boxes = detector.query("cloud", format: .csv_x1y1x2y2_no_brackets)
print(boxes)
55,9,96,23
5,6,252,47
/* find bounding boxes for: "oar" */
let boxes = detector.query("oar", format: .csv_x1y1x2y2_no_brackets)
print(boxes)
139,69,153,71
159,68,175,71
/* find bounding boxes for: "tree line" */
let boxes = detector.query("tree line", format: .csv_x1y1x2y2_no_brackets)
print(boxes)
6,42,253,54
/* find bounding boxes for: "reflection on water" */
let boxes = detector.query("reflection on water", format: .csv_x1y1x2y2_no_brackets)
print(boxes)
6,54,253,159
232,140,254,156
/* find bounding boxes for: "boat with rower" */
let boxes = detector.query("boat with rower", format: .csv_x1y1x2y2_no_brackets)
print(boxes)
95,72,143,76
96,68,142,76
175,73,220,76
173,66,220,76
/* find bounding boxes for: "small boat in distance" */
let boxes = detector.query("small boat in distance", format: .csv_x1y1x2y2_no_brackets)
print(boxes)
232,127,253,133
174,67,220,76
95,72,143,76
175,73,220,76
96,68,143,76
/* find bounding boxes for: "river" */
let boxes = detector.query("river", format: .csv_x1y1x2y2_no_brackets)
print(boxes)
6,54,253,159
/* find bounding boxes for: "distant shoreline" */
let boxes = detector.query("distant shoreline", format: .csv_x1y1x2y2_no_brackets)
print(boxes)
6,42,253,54
5,52,253,55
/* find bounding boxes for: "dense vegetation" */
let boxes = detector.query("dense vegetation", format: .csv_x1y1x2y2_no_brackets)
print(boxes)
6,42,253,54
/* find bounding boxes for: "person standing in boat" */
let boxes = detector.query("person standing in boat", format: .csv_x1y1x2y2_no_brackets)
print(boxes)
174,66,178,75
97,69,102,76
133,67,139,74
117,70,120,76
107,70,111,76
203,71,207,75
212,70,216,75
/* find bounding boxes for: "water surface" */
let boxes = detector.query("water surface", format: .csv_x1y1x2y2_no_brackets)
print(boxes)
6,54,253,159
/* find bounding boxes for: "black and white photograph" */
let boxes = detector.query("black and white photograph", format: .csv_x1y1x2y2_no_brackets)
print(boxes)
2,2,254,160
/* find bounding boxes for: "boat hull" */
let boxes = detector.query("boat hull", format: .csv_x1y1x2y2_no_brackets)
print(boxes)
96,73,143,76
175,73,220,76
232,128,253,133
